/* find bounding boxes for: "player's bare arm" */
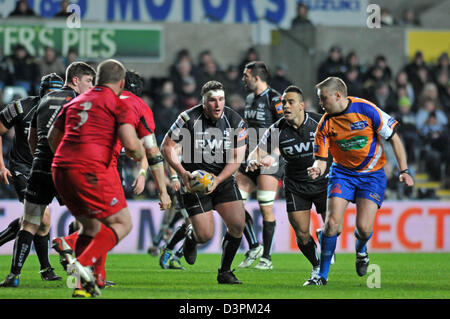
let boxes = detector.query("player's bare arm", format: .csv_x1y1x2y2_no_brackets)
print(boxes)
47,124,65,154
307,159,327,180
132,150,148,195
27,126,38,155
0,122,12,184
145,134,171,210
118,123,145,161
161,134,193,192
389,132,414,187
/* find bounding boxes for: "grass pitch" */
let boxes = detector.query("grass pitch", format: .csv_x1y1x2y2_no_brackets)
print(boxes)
0,252,448,299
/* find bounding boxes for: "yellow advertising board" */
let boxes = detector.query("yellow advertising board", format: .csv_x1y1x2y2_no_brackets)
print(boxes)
408,30,450,62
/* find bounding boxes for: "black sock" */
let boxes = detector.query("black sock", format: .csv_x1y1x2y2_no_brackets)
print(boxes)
169,211,183,228
167,223,187,250
297,236,319,268
175,245,184,258
11,230,34,275
219,232,241,272
262,221,276,259
243,210,259,249
0,218,21,247
68,221,79,235
33,233,51,270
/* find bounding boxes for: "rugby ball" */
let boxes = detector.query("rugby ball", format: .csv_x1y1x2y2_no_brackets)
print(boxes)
189,170,214,193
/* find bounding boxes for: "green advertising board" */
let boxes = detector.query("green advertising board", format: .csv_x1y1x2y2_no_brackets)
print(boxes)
0,21,162,61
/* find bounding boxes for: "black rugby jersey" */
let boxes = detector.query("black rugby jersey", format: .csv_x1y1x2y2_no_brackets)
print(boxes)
168,104,248,176
244,87,283,147
0,96,40,168
30,86,77,170
260,111,331,183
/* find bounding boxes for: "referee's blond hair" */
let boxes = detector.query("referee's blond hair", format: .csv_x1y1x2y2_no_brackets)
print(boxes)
316,77,348,97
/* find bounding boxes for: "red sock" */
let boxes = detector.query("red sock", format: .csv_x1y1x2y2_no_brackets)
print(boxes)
64,231,79,250
94,253,107,286
77,224,118,267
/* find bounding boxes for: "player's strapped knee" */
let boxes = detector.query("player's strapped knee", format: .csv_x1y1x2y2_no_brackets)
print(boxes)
257,190,277,206
23,202,46,226
239,189,250,202
148,153,164,170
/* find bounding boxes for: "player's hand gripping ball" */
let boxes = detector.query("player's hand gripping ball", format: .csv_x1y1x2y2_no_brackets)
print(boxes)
189,170,214,194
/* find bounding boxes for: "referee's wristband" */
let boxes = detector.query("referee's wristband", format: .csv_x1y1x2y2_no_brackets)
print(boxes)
399,169,410,176
139,168,147,177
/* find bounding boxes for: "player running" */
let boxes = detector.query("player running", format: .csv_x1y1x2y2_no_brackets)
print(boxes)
236,61,284,270
0,62,95,288
246,85,332,284
161,80,248,284
0,73,64,285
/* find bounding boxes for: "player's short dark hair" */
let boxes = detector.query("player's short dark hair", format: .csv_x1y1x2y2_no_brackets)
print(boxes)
39,73,64,98
96,59,126,85
65,61,96,85
315,76,348,97
245,61,270,82
201,80,224,96
283,85,304,102
125,70,144,97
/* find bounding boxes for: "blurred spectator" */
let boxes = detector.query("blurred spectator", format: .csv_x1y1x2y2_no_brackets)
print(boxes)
153,92,180,145
397,8,420,27
179,76,199,109
380,7,395,26
404,51,428,94
368,55,392,82
63,47,79,68
3,44,40,95
411,66,430,103
54,0,71,18
198,50,221,73
417,82,441,113
227,93,245,117
431,52,449,82
8,0,37,17
345,51,366,81
363,65,384,99
169,49,201,97
270,64,292,95
239,47,260,74
345,67,364,97
317,46,346,82
394,96,419,164
416,97,448,131
435,71,450,113
418,110,449,181
291,3,313,27
222,64,245,98
369,81,397,114
38,47,65,79
200,59,225,87
394,70,415,104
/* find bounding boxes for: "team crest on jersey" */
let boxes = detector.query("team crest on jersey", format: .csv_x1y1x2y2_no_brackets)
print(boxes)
350,121,368,131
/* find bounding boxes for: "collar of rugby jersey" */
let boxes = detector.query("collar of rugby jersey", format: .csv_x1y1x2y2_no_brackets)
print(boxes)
325,97,352,118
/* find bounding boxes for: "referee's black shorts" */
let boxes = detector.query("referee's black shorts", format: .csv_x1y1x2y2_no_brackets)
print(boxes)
284,177,327,214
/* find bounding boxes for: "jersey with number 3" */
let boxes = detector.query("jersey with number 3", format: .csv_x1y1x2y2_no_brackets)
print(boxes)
52,86,134,170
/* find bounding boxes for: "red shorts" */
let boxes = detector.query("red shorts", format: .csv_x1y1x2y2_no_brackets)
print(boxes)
52,166,127,219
